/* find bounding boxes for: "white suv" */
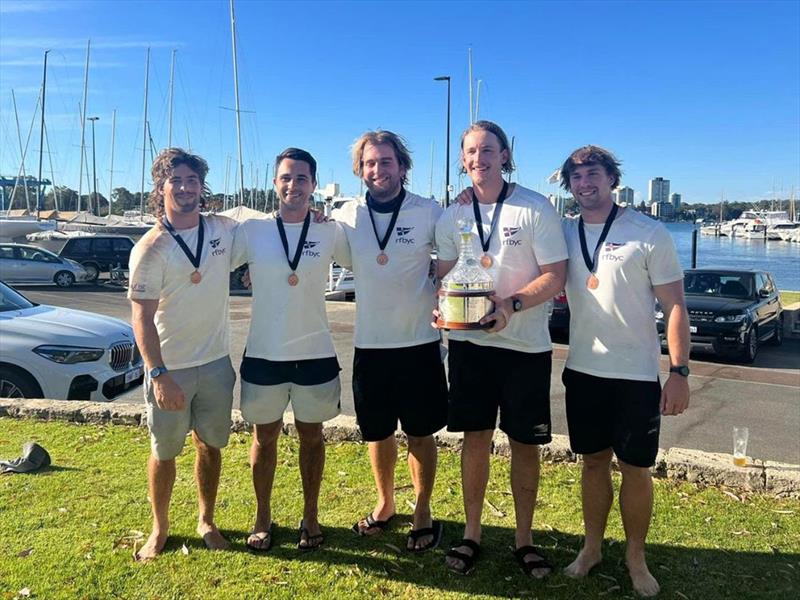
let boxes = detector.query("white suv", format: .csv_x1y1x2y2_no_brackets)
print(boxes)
0,281,143,400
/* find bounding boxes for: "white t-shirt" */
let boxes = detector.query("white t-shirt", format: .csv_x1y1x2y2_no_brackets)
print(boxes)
436,184,569,353
128,214,237,370
332,191,442,349
231,217,350,361
562,208,683,381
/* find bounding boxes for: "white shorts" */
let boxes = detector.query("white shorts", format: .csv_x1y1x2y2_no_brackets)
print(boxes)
145,356,235,460
241,375,341,424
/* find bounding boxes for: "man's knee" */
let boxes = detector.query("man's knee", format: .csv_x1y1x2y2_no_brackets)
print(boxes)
583,448,614,470
253,421,283,447
295,420,324,446
617,459,651,479
191,431,221,456
407,433,434,452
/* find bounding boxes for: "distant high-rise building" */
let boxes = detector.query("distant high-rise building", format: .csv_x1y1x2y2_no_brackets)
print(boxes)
670,192,681,211
615,186,634,206
660,202,674,219
648,177,670,206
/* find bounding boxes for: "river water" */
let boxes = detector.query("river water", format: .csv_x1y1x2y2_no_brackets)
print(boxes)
665,222,799,291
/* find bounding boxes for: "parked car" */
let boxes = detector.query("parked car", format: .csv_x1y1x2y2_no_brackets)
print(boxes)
0,243,91,287
657,268,783,363
548,290,570,338
58,235,135,282
0,281,143,400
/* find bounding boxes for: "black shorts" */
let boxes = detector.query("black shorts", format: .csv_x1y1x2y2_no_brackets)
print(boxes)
240,355,340,386
353,341,448,442
562,367,661,468
447,340,552,445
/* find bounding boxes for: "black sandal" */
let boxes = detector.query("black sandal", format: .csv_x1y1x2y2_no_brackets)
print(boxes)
513,545,553,578
406,520,443,553
351,513,395,536
445,539,481,575
297,519,324,551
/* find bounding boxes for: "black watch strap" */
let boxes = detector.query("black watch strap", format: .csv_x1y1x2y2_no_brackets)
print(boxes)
669,365,690,377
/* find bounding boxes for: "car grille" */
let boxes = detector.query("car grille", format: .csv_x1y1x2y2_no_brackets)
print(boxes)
689,310,715,322
109,341,141,372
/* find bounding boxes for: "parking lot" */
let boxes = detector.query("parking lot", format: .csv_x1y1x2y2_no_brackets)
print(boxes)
10,282,800,464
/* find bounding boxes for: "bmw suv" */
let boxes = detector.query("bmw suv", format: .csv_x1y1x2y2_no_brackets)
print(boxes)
657,268,783,363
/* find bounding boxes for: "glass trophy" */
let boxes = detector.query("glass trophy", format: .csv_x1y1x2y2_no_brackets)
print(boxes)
436,216,495,329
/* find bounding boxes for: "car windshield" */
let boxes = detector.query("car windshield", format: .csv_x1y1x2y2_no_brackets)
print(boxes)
684,272,754,299
0,282,35,311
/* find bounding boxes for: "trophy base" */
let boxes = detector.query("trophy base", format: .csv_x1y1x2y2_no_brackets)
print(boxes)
435,318,492,330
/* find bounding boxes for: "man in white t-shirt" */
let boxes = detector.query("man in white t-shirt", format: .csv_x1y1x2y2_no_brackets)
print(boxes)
231,148,349,552
558,145,690,597
333,130,448,553
436,121,568,577
129,148,238,560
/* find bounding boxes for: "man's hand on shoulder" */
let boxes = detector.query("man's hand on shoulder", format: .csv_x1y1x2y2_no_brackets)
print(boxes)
310,207,329,223
660,373,689,416
455,187,472,206
152,374,186,411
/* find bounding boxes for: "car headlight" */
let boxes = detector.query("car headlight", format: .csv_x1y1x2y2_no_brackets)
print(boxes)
714,314,748,323
33,345,105,364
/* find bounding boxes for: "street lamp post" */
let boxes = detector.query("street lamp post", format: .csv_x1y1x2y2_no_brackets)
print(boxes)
434,75,451,207
88,116,99,216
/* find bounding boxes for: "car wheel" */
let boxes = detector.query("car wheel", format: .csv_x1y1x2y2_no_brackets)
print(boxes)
740,325,758,363
54,271,76,288
82,262,100,282
770,317,783,346
0,366,43,399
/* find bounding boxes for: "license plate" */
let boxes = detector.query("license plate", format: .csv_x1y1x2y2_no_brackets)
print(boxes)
689,326,698,333
125,366,142,384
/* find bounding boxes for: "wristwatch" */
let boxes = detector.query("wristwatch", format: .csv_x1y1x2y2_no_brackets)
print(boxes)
511,297,523,313
149,366,169,379
669,365,690,377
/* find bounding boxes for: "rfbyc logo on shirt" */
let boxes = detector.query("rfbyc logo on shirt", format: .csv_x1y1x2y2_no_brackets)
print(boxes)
209,237,227,257
395,226,415,245
303,241,321,258
600,241,626,262
502,226,522,246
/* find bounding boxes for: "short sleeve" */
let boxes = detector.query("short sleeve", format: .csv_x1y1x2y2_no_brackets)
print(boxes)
230,221,250,268
127,241,165,300
531,201,569,266
332,221,352,268
429,201,444,246
646,225,684,286
434,208,458,261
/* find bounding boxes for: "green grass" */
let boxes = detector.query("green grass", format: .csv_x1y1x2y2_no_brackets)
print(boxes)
780,290,800,306
1,419,798,600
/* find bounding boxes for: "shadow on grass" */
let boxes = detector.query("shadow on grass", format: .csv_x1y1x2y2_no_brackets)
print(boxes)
168,520,799,598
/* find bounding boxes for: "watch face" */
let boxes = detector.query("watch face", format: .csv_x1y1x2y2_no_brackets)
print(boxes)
672,366,690,377
513,299,522,312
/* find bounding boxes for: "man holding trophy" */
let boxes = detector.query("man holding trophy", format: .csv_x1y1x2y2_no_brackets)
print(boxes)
435,121,567,577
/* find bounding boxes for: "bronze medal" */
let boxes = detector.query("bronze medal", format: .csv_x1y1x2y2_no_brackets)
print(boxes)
190,270,202,284
480,254,493,268
587,274,599,290
288,273,299,286
376,252,389,266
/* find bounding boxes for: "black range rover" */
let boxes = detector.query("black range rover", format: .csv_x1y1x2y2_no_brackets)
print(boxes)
657,268,783,363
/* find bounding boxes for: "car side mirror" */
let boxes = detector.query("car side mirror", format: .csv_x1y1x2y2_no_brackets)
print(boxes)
758,289,770,298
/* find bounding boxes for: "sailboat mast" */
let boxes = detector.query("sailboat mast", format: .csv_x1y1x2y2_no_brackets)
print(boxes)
11,90,31,211
78,40,90,213
140,47,150,216
108,109,116,217
168,49,176,148
468,47,474,125
36,50,49,219
229,0,246,207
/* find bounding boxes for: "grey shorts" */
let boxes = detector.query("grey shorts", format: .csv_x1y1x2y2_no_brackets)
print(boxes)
145,356,236,460
241,376,341,425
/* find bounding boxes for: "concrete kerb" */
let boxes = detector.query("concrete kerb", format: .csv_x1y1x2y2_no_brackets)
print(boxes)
2,398,798,498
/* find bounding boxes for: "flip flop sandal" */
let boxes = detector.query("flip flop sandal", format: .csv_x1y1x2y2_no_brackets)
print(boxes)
513,545,554,578
406,520,443,553
351,512,395,536
445,539,481,575
245,524,274,553
297,519,324,552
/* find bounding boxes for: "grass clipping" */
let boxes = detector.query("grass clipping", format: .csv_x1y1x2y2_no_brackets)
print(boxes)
1,418,798,600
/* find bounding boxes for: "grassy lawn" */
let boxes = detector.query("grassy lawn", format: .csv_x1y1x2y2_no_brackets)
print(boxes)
780,290,800,305
1,418,798,600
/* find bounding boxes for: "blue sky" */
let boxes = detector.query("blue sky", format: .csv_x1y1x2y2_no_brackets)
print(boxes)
1,0,798,206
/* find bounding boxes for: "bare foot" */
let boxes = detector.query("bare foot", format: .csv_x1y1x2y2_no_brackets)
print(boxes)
134,530,167,562
627,557,660,597
197,522,229,551
564,547,603,578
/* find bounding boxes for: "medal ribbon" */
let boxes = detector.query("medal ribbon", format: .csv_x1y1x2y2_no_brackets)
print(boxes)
276,211,311,273
472,180,508,253
367,188,405,252
578,203,619,274
162,215,204,270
